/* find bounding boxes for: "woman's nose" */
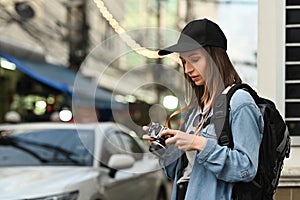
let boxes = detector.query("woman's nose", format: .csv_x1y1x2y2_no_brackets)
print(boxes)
184,61,194,74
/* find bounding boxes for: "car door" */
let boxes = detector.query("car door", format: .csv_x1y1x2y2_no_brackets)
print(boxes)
116,131,161,200
99,128,158,200
98,128,140,200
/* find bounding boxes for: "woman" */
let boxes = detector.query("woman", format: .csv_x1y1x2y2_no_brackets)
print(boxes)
143,18,264,200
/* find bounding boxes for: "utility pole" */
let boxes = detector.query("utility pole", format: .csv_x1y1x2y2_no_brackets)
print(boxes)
65,0,89,72
186,0,195,22
154,0,164,104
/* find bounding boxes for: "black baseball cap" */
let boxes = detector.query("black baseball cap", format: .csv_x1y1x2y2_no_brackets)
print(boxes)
158,18,227,56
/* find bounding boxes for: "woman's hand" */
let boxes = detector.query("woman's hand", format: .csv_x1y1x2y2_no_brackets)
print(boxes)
160,129,207,151
142,126,154,144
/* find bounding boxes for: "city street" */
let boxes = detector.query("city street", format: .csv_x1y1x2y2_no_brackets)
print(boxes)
0,0,299,200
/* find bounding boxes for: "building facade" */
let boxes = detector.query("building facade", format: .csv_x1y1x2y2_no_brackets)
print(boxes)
258,0,300,199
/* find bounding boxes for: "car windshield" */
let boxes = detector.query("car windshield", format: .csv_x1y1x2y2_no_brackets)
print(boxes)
0,128,94,167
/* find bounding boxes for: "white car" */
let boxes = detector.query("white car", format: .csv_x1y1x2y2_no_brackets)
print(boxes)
0,122,171,200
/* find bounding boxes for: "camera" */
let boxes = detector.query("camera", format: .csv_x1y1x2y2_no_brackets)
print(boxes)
148,123,168,156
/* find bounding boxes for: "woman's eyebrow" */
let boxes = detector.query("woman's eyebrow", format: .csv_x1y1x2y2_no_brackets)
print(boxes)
187,53,200,57
180,53,198,59
180,53,200,59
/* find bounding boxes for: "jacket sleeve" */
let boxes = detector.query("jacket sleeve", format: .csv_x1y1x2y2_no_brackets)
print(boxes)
195,89,264,182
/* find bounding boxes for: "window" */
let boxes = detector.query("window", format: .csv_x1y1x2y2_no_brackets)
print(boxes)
0,129,94,166
285,1,300,136
100,131,124,166
100,130,144,166
117,132,144,160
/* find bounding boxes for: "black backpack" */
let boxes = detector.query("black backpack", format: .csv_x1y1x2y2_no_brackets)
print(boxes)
211,83,291,200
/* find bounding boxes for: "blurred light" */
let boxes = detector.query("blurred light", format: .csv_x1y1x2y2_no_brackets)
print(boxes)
0,58,16,70
35,100,47,109
50,111,60,122
125,95,136,103
93,0,162,59
47,96,55,104
163,95,178,110
115,94,126,103
4,111,21,123
34,100,47,115
59,109,73,122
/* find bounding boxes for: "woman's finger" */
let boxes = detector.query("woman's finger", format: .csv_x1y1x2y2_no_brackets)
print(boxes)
142,134,154,145
142,126,149,132
142,134,153,140
159,129,177,137
165,136,176,146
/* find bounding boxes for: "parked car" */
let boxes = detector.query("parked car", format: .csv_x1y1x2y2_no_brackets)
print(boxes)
0,122,171,200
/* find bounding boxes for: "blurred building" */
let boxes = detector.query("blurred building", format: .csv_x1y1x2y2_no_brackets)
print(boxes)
0,0,260,130
0,0,124,68
0,0,127,123
258,0,300,199
0,0,178,133
0,52,123,123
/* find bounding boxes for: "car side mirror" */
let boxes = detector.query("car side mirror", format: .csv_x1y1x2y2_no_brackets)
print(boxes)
107,154,135,178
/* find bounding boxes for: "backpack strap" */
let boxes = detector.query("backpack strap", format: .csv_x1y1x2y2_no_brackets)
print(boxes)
212,83,257,148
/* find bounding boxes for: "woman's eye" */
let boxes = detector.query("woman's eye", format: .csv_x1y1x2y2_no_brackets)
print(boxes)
191,58,199,63
188,56,200,63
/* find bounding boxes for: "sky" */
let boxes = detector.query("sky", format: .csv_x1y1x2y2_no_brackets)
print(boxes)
219,1,258,87
194,0,258,87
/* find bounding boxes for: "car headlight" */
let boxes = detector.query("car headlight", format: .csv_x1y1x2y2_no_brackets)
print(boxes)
29,191,79,200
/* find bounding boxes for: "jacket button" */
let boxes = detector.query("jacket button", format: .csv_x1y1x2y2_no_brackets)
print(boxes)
242,171,249,177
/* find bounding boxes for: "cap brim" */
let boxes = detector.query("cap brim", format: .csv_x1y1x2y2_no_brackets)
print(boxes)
158,42,203,56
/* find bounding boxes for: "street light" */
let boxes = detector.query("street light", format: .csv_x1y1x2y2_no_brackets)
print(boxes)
59,108,73,122
163,95,179,110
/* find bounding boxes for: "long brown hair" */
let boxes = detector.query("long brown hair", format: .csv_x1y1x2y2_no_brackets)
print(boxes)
166,47,241,128
186,47,241,108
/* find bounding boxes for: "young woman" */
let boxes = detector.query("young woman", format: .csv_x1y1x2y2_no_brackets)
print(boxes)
143,18,264,200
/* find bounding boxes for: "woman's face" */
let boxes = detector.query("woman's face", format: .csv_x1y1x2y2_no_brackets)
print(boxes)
180,48,207,86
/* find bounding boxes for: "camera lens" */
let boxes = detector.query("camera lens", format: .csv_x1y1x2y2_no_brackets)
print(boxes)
149,140,166,157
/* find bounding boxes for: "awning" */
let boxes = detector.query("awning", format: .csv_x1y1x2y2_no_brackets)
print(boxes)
0,53,123,109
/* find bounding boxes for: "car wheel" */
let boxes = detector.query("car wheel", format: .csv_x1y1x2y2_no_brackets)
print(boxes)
157,188,167,200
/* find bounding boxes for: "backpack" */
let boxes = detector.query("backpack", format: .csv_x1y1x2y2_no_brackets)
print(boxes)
211,83,291,200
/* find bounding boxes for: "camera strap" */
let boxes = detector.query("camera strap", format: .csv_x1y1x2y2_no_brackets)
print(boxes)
165,103,212,137
165,105,192,129
193,109,211,136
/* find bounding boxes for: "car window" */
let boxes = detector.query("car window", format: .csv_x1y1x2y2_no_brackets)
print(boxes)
100,131,124,166
117,132,143,160
100,130,144,166
0,129,94,167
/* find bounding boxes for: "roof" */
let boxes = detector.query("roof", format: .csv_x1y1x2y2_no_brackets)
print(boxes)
0,122,132,136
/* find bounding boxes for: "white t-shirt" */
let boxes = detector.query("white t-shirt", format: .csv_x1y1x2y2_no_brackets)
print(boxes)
177,105,210,183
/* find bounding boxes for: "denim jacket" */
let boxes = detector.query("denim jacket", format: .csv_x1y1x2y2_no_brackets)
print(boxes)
159,89,264,200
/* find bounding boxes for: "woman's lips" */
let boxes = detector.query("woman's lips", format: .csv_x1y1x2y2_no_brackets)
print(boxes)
191,76,199,81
